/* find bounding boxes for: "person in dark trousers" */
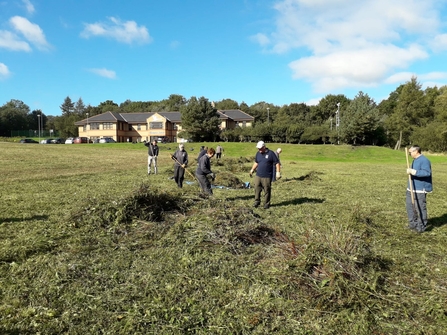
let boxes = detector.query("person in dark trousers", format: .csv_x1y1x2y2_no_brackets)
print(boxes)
216,144,223,160
249,141,280,209
171,144,189,188
144,139,159,174
272,148,282,182
196,148,216,195
406,145,432,233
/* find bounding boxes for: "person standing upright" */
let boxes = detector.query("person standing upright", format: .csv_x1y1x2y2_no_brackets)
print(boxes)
196,148,216,196
272,148,282,182
216,144,223,160
406,145,432,233
197,146,208,162
171,144,189,188
145,139,159,174
249,141,280,209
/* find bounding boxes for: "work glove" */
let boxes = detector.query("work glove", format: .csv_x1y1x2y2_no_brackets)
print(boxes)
181,164,186,168
407,168,416,175
249,170,254,177
276,172,281,180
208,173,216,181
170,154,175,160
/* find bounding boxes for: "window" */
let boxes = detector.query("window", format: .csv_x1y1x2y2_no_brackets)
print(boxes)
150,122,163,129
129,124,132,131
137,124,141,130
103,122,113,130
90,122,99,130
243,121,246,127
173,123,178,130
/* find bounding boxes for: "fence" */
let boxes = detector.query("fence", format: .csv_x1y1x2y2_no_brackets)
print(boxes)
11,130,60,137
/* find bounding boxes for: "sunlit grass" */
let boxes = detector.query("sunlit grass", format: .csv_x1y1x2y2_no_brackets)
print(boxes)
1,142,447,334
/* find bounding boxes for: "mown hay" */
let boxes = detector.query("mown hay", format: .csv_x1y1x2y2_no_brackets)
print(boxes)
69,182,185,230
214,171,247,189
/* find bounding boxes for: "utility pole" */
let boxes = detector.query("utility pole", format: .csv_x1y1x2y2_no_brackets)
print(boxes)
335,102,340,144
86,113,89,141
267,107,270,124
38,114,41,143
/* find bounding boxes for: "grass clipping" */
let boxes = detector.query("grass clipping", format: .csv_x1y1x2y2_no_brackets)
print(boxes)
69,182,185,230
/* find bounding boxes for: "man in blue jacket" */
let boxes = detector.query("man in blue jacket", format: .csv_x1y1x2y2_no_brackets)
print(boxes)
249,141,280,209
406,145,432,233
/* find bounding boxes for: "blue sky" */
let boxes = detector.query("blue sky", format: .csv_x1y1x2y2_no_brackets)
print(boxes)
1,0,447,116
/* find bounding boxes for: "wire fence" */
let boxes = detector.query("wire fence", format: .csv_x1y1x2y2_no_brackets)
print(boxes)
11,130,60,137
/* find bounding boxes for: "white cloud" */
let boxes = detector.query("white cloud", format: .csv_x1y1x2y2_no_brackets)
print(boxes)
431,34,447,51
305,97,321,106
22,0,35,14
88,68,117,79
258,0,445,92
0,29,31,51
170,40,180,49
250,33,270,46
384,72,415,84
0,63,11,79
290,44,427,92
81,17,152,44
9,16,50,50
385,71,447,85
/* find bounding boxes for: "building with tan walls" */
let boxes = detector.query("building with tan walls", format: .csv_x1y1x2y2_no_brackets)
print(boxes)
75,110,254,143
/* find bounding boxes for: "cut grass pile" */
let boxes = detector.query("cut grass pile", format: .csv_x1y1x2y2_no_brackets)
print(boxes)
1,142,447,334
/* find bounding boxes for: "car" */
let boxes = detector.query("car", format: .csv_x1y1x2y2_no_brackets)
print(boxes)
40,138,54,144
99,137,116,143
73,137,92,144
65,137,74,144
51,138,65,144
19,138,38,143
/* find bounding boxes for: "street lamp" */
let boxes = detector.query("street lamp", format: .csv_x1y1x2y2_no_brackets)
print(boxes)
267,107,270,124
86,113,89,141
37,114,41,143
335,102,340,144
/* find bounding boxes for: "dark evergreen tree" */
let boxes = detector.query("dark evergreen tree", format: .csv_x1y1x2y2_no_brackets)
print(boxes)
179,96,220,141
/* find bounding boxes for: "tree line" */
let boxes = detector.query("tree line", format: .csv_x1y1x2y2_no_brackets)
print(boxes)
1,76,447,151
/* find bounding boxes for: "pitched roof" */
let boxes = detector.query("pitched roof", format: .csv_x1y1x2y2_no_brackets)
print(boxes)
74,111,126,125
75,110,253,125
218,109,254,121
159,111,182,122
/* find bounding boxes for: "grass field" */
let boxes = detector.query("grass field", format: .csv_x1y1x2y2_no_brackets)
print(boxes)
1,142,447,334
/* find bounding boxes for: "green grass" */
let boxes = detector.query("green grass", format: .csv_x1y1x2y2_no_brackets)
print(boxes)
1,142,447,334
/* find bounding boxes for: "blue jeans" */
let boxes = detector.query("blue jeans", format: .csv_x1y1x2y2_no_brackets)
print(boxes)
406,191,428,232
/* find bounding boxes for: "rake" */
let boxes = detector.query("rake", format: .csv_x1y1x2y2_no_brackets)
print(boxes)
405,147,419,220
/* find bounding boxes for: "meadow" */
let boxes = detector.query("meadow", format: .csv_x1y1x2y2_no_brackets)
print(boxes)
1,141,447,334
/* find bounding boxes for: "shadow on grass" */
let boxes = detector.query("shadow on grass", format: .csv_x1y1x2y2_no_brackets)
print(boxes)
224,195,253,201
426,213,447,231
273,197,325,207
0,215,49,225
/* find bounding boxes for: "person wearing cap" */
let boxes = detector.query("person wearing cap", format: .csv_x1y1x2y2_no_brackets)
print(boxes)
249,141,280,209
196,147,216,196
272,148,282,182
144,139,159,174
171,144,189,188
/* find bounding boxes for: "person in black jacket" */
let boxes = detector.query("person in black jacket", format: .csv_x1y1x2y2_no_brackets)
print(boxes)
197,146,208,162
144,140,159,174
196,148,216,195
171,144,189,188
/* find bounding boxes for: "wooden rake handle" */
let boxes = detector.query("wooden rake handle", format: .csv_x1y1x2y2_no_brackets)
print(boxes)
405,147,415,205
